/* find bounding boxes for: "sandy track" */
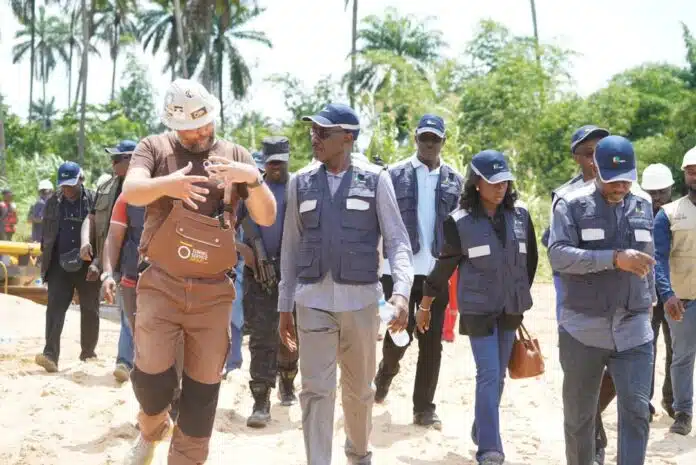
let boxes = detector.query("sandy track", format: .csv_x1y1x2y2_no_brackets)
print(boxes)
0,285,694,464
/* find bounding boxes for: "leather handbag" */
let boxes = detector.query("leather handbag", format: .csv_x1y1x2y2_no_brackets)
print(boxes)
508,323,545,379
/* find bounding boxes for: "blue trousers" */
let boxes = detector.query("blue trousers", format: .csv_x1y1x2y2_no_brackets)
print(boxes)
225,262,245,372
115,286,134,369
559,330,652,465
666,299,696,416
470,324,516,462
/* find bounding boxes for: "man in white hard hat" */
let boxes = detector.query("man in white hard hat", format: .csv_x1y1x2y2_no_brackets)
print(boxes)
653,148,696,436
641,163,675,420
120,78,276,465
27,180,54,243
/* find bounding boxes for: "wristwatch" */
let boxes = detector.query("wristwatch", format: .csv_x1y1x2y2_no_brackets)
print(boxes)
418,305,431,312
100,271,112,282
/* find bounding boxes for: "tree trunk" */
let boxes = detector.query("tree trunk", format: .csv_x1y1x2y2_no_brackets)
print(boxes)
42,45,47,129
173,0,188,78
74,72,82,109
529,0,540,67
0,96,6,179
200,2,215,89
349,0,358,108
110,23,119,101
29,0,36,118
67,11,75,106
217,38,224,127
77,0,90,164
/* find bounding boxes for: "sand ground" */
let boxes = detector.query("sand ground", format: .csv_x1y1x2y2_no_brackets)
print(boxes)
0,284,695,465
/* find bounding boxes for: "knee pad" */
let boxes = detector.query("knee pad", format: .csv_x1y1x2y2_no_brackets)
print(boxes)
131,365,178,416
177,373,221,438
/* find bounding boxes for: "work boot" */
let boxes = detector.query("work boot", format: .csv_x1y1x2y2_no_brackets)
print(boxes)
113,363,130,383
413,411,442,430
669,412,692,436
278,369,298,406
35,353,57,373
247,382,271,428
123,421,172,465
374,362,397,404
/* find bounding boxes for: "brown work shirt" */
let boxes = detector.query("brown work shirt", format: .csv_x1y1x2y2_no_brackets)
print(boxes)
129,132,255,251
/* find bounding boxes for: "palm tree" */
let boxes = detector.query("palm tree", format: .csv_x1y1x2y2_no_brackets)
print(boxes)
13,6,70,123
529,0,540,67
188,3,271,127
344,0,358,108
77,0,91,163
139,1,180,80
29,97,58,128
172,0,188,77
94,0,139,100
11,0,37,118
351,7,445,95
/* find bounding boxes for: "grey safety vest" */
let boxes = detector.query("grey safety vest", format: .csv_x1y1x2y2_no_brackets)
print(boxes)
118,204,145,280
389,158,463,257
295,160,382,285
452,203,533,315
557,183,654,316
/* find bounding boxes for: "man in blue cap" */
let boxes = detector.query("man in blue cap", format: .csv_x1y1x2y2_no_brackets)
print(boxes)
543,125,620,463
373,113,463,429
549,135,656,465
79,140,138,383
277,103,414,465
35,161,99,372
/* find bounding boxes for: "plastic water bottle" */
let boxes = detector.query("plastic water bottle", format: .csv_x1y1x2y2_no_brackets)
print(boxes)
378,298,410,347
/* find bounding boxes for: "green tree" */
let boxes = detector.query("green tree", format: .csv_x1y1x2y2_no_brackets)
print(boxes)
117,53,157,134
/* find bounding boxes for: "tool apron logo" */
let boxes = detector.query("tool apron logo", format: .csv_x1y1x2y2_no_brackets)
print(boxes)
177,241,209,264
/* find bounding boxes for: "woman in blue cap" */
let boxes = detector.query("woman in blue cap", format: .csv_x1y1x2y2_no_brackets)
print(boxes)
417,150,538,465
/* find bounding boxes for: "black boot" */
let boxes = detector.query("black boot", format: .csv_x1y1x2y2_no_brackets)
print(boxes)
278,369,298,406
669,412,692,436
247,382,271,428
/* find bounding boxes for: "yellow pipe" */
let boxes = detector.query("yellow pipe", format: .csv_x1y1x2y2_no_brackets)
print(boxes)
0,240,42,257
0,262,7,294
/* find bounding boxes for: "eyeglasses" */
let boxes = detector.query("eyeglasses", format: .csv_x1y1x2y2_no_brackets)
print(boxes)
417,133,444,144
311,127,347,140
112,154,132,163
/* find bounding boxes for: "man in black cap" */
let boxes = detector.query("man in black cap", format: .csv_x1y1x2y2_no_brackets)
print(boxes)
238,135,298,428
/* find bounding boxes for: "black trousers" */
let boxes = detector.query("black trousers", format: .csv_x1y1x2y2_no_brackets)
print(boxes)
650,300,674,404
42,261,101,363
243,267,298,389
378,274,449,414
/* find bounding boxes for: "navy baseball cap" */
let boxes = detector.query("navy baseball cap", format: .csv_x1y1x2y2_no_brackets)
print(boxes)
57,161,82,187
470,150,515,184
262,136,290,163
302,103,360,137
571,125,610,153
593,135,637,183
105,140,137,157
416,114,445,138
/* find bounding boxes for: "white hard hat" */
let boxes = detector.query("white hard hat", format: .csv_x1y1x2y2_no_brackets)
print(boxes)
641,163,674,191
160,78,220,131
38,179,53,191
681,146,696,170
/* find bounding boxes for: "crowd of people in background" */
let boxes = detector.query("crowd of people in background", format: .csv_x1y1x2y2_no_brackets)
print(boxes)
1,77,693,465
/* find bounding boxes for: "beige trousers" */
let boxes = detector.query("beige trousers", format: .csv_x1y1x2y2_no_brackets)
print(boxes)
296,303,380,465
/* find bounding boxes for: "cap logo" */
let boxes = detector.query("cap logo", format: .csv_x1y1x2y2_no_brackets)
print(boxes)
185,89,193,98
427,119,435,125
493,163,502,170
612,156,626,165
190,106,208,120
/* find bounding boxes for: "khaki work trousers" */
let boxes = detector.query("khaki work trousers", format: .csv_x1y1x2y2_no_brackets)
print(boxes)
297,303,380,465
134,265,235,465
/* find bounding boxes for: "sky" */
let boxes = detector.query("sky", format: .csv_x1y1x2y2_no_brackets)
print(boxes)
2,0,696,128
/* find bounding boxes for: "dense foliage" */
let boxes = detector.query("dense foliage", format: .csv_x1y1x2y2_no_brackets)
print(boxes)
2,4,696,279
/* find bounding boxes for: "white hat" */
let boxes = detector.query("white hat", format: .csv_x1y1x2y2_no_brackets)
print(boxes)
641,163,674,191
681,146,696,170
160,79,220,131
38,179,53,191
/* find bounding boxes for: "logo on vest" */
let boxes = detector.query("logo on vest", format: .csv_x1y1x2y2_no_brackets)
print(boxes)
177,241,209,264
